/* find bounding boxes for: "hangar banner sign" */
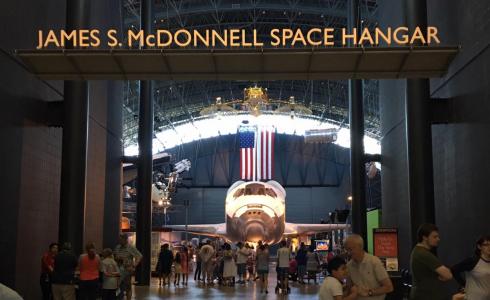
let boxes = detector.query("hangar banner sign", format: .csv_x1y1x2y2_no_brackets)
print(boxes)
36,26,441,49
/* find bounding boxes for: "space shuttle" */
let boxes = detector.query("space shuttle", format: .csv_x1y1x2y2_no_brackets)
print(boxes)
165,180,350,244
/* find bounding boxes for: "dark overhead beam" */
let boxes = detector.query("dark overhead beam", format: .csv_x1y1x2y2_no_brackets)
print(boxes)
16,47,459,81
124,4,351,25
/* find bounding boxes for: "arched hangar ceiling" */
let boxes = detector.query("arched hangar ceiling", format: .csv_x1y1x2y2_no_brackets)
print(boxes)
122,0,380,149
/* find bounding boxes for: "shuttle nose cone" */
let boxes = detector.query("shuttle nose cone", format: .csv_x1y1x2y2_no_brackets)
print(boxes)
245,223,265,242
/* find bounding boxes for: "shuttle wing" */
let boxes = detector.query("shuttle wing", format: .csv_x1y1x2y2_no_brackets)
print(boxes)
284,222,350,236
164,223,226,238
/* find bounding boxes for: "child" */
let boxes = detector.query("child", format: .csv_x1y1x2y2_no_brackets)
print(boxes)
101,248,120,300
319,257,358,300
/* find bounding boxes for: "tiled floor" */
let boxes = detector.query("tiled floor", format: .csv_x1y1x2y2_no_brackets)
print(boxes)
133,269,322,299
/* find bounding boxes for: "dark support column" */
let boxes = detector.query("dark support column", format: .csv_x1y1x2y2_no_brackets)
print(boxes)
135,0,153,285
348,0,367,244
405,0,435,245
58,0,90,255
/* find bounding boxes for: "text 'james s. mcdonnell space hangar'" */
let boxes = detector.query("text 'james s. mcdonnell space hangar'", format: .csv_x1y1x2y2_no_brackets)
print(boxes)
1,0,489,299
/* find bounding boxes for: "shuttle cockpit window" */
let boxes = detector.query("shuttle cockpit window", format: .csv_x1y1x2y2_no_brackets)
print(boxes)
233,188,245,198
265,188,277,198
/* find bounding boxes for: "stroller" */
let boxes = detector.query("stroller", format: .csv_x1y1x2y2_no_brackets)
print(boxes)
274,265,291,295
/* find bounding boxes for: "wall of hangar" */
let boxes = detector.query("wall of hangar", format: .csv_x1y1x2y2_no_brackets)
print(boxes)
164,133,351,187
0,0,124,299
378,0,490,285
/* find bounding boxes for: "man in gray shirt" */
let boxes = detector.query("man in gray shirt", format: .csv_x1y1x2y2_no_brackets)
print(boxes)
114,234,142,300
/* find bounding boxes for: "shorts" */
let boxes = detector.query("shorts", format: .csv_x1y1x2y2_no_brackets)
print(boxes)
277,267,289,280
237,263,246,276
119,274,131,292
257,269,269,275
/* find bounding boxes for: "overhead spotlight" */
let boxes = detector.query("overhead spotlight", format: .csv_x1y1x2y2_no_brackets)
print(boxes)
347,195,353,202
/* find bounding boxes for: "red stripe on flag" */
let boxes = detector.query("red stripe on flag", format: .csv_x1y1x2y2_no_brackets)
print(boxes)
261,130,265,180
245,148,249,179
266,130,270,179
271,131,274,179
247,148,252,180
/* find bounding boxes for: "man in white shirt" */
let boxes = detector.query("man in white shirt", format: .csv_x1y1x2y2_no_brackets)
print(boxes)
344,235,393,300
199,240,216,285
277,240,291,293
319,256,358,300
236,242,250,284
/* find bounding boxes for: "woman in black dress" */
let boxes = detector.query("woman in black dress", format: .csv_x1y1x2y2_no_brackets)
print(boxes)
156,244,174,286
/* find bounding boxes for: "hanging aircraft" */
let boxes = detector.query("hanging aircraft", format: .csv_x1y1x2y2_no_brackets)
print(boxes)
165,180,349,244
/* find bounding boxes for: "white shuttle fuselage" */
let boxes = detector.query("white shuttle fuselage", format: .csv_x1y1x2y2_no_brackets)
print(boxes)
225,180,286,244
166,180,350,244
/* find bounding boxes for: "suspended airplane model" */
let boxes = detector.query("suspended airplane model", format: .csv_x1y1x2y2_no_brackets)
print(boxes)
165,180,349,244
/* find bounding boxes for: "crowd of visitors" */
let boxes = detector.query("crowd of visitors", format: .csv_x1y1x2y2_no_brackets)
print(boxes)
39,233,141,300
37,225,489,300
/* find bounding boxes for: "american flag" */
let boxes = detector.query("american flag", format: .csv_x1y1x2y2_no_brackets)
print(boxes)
239,125,275,181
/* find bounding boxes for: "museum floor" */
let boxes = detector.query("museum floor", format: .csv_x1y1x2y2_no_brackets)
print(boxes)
133,270,321,299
